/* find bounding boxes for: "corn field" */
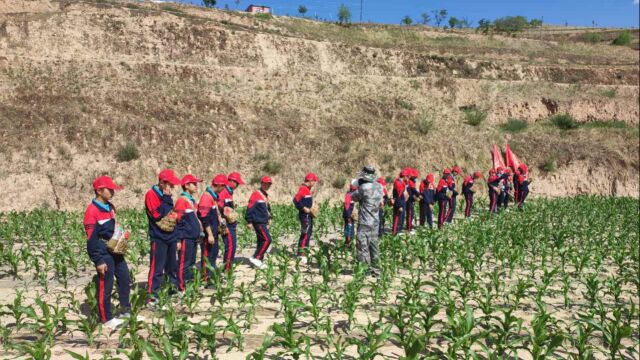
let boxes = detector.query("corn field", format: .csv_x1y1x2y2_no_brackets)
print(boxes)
0,196,638,359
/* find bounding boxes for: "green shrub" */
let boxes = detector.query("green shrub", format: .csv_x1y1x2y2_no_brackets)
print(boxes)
262,160,283,175
463,109,486,126
255,13,272,21
249,174,262,185
416,113,434,134
612,30,631,46
582,120,628,129
500,119,528,133
550,114,579,130
397,99,415,111
332,175,347,189
116,143,140,162
602,88,617,98
582,33,602,44
542,153,557,172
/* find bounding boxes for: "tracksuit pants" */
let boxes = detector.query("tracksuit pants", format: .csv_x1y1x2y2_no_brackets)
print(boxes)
424,203,434,229
392,205,405,235
437,199,448,229
378,208,385,236
177,238,198,292
344,218,355,245
147,238,179,297
464,193,473,218
96,253,130,323
405,201,415,232
252,223,273,260
297,213,313,256
489,190,498,213
446,195,457,223
222,223,238,271
518,188,529,209
201,235,219,282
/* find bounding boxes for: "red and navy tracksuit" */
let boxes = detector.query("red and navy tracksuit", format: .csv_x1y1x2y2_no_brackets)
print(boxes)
245,189,273,260
145,185,179,297
445,175,458,223
343,191,355,245
419,180,435,228
293,184,314,256
218,185,238,271
405,179,419,231
379,187,389,236
197,187,220,281
392,178,407,235
462,176,475,218
513,172,520,204
436,178,449,229
84,200,130,323
517,172,530,209
175,192,201,292
487,174,508,214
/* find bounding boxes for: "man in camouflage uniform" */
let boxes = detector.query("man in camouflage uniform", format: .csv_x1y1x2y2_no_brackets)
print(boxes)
349,166,384,277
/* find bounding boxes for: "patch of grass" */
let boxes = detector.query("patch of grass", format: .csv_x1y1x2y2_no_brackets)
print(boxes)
582,120,628,129
254,153,270,162
581,33,601,44
409,80,421,90
541,153,557,173
612,30,631,46
331,175,347,189
249,174,262,185
463,109,487,126
262,160,283,175
255,13,272,21
116,143,140,162
396,99,415,111
500,119,528,133
415,113,434,134
550,114,579,130
602,88,617,99
431,36,471,47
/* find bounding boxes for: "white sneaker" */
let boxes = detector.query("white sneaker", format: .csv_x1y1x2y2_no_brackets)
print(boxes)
103,318,125,330
299,256,308,265
249,257,263,268
119,313,146,321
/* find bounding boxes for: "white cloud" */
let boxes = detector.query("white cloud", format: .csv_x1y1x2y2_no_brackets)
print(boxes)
635,0,639,5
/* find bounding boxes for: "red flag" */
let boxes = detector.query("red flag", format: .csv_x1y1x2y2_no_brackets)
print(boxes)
491,145,506,170
505,144,522,171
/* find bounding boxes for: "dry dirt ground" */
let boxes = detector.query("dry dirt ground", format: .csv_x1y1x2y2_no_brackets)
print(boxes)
0,0,638,212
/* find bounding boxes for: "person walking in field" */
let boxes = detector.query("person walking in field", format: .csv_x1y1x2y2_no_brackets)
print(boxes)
405,169,420,233
462,171,482,218
498,168,513,210
419,173,436,229
436,169,451,229
293,172,320,264
245,176,274,269
145,169,181,303
197,174,227,285
218,172,245,272
349,166,384,277
377,177,389,236
516,164,531,209
84,176,135,329
392,169,410,235
445,166,461,223
174,174,203,293
342,182,357,246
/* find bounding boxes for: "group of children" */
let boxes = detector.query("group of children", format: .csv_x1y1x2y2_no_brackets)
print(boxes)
84,164,530,328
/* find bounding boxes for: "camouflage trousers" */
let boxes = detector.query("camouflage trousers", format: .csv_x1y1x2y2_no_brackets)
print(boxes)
356,224,380,275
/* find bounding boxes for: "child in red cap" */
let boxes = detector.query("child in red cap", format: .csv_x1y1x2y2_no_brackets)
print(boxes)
293,172,319,264
218,171,245,271
174,174,203,292
419,173,436,228
197,174,227,284
84,176,133,329
342,181,358,246
462,171,482,218
246,176,274,269
145,169,181,303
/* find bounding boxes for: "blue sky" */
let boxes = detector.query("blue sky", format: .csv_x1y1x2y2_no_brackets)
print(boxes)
179,0,640,28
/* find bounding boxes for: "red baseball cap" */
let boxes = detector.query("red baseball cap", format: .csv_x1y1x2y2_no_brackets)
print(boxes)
227,172,245,185
181,174,203,186
158,169,181,186
93,176,123,191
376,177,387,186
212,174,228,186
473,171,483,179
496,166,504,172
443,168,451,175
452,166,461,174
305,172,320,182
426,174,435,183
400,168,410,177
261,176,273,184
410,168,419,178
489,168,496,175
519,164,528,173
